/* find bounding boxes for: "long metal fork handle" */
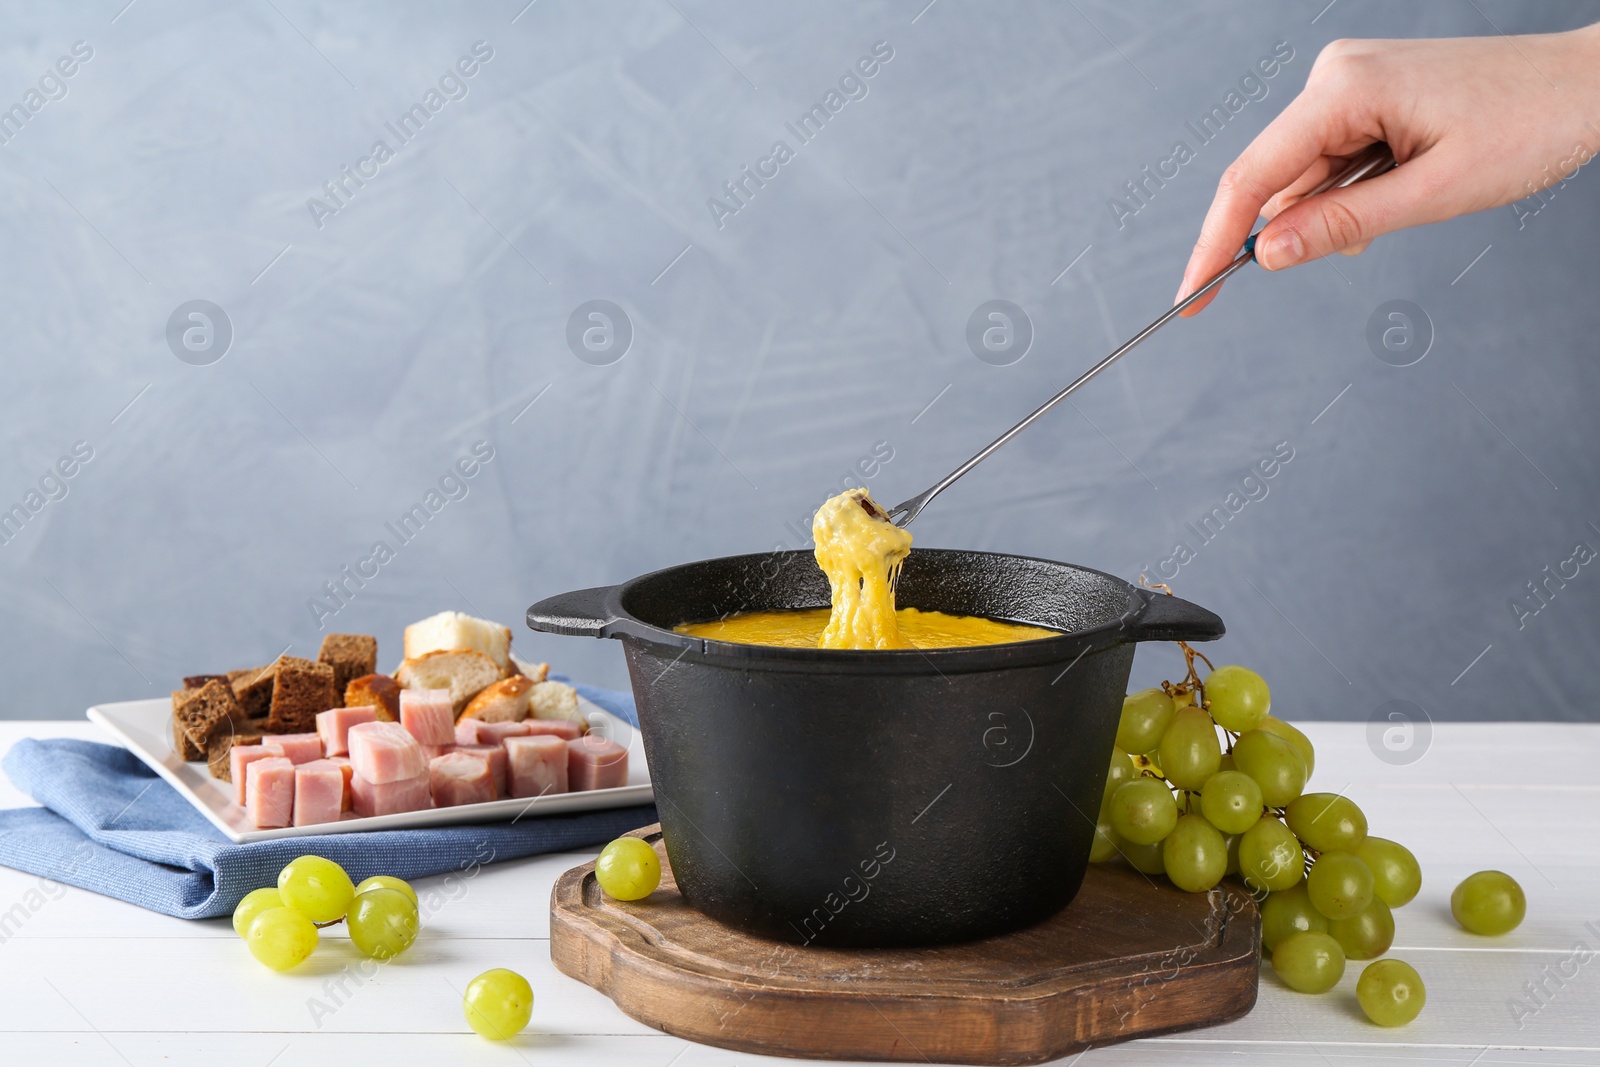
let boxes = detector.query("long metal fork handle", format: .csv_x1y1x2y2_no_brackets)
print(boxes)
885,142,1398,528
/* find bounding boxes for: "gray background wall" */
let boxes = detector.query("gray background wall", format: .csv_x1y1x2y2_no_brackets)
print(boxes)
2,0,1597,723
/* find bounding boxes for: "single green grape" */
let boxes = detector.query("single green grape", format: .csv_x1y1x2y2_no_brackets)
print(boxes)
1328,897,1394,960
1451,871,1526,935
1260,884,1327,952
1285,793,1368,853
1231,729,1307,807
1356,837,1421,908
278,855,356,924
1238,817,1304,892
1104,747,1136,802
355,875,418,909
595,838,662,901
1157,707,1223,790
1357,959,1425,1026
463,968,534,1040
245,906,319,971
232,887,284,940
1200,770,1264,835
1272,931,1345,994
1257,715,1315,778
1107,778,1179,846
1307,851,1375,920
1088,814,1119,863
347,887,420,960
1162,813,1227,892
1203,665,1271,732
1117,689,1175,755
1119,835,1166,875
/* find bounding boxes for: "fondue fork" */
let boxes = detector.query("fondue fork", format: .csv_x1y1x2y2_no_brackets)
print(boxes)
883,143,1397,529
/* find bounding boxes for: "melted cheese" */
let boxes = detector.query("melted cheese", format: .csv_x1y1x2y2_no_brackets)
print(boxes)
811,489,914,649
673,488,1058,650
677,606,1057,649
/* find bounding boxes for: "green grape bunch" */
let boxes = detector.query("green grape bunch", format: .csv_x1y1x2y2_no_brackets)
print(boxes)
1092,635,1437,1025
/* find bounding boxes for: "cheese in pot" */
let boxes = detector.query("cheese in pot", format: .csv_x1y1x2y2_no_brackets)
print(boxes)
674,489,1058,650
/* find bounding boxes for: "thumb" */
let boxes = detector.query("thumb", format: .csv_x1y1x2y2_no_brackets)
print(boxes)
1254,150,1451,270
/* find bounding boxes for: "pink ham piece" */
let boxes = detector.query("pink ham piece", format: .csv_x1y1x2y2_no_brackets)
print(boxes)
348,722,427,784
272,732,325,765
325,755,354,810
523,719,583,741
568,736,629,791
351,773,433,818
456,744,508,797
231,743,286,806
317,707,378,757
246,756,296,829
475,721,532,744
421,744,455,762
293,760,346,827
504,735,568,799
454,719,484,746
429,752,497,807
400,688,454,746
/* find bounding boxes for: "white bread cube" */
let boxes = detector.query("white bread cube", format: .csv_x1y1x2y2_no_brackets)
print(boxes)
403,611,512,674
528,680,584,726
395,650,503,714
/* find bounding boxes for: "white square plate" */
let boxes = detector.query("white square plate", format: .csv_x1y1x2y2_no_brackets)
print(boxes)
87,696,652,843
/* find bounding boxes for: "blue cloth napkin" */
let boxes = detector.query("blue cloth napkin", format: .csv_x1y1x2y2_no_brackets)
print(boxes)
0,683,656,920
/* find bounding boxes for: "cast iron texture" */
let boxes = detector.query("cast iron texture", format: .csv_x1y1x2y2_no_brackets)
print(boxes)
528,549,1223,947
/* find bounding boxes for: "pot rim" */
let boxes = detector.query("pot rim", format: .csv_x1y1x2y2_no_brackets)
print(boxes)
527,548,1223,672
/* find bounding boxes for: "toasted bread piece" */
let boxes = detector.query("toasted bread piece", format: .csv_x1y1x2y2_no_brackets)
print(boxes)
173,713,204,761
459,676,534,723
508,658,550,683
232,663,276,719
173,679,245,749
403,611,512,674
318,634,377,698
527,680,584,726
395,649,502,714
345,673,401,722
268,656,337,733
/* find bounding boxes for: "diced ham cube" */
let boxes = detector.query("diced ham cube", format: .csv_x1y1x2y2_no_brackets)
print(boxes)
272,732,325,765
523,719,583,741
350,773,433,817
568,736,629,791
246,756,296,828
454,719,484,746
504,735,568,799
317,706,378,757
456,744,507,797
347,722,426,784
293,760,346,827
231,743,285,806
324,755,354,810
430,752,497,807
400,688,454,746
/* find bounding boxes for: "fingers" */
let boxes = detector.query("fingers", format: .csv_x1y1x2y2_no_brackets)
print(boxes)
1253,149,1453,269
1174,92,1348,316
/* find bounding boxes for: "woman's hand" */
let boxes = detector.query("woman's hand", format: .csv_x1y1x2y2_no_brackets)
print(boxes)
1176,24,1600,315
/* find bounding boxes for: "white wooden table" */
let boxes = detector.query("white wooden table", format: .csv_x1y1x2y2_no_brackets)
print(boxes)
1,719,1596,1066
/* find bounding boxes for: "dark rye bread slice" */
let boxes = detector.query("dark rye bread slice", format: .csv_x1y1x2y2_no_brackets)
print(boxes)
268,656,337,732
231,664,276,720
173,712,204,761
318,634,377,699
206,726,265,781
172,679,245,750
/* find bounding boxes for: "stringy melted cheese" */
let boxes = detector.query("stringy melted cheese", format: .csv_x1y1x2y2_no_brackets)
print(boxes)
811,489,914,649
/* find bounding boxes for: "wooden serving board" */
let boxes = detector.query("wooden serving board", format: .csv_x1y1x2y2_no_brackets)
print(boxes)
549,825,1260,1065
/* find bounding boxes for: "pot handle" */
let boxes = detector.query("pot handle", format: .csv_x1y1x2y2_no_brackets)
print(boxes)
1126,588,1226,643
526,585,624,639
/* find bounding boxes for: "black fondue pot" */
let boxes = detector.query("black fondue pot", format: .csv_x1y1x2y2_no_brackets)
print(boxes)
527,548,1222,947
